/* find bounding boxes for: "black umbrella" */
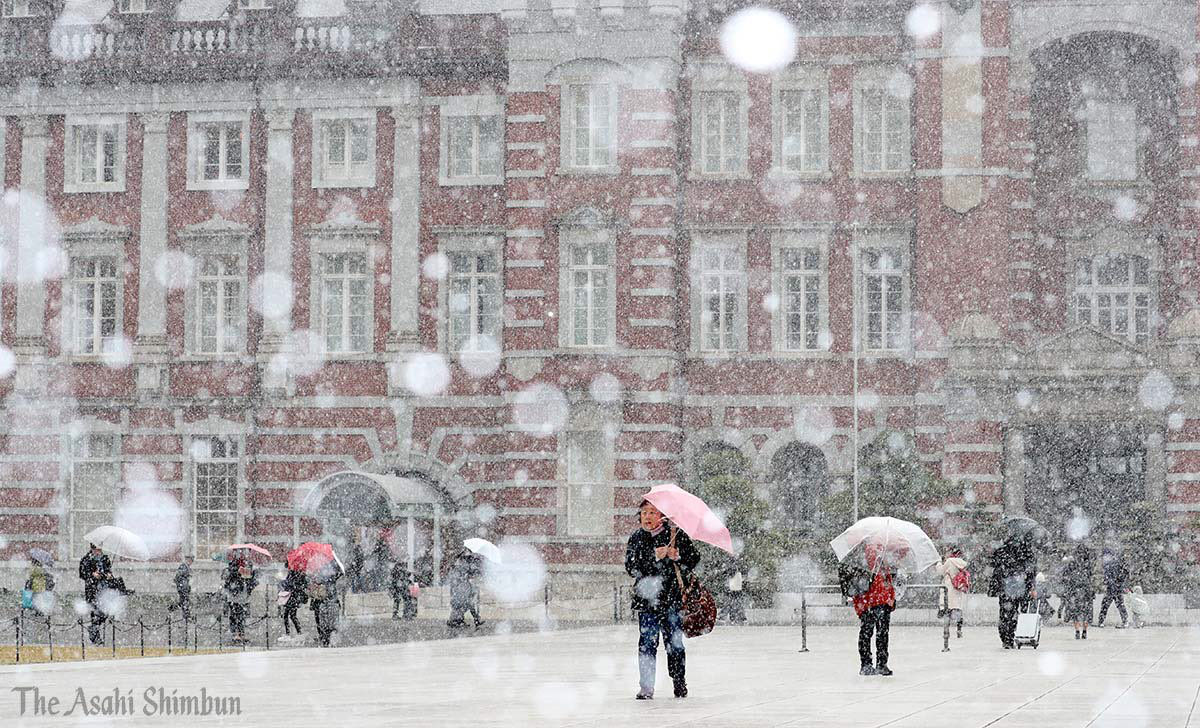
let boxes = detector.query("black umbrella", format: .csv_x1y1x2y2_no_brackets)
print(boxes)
1002,515,1048,547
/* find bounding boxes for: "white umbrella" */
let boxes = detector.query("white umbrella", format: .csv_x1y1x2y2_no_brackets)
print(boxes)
463,537,502,564
830,517,939,575
84,526,151,561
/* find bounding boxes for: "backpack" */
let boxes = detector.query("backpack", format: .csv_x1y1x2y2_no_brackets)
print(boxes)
838,561,873,599
951,568,970,593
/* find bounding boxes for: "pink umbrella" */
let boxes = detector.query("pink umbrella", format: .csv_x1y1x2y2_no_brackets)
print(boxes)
642,483,735,554
227,543,273,564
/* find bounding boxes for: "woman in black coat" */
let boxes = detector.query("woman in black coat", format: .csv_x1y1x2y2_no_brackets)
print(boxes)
1062,545,1096,639
624,500,700,700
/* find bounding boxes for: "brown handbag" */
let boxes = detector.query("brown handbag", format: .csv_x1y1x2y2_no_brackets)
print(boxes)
670,527,717,638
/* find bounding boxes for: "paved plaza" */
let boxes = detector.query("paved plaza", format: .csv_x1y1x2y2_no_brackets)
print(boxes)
2,622,1199,727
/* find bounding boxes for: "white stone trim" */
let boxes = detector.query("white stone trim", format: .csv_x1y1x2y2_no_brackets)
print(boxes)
854,228,912,354
438,95,504,187
306,217,382,358
770,229,831,355
557,222,617,350
185,110,251,191
851,65,913,178
436,231,504,355
58,218,130,362
770,66,830,178
62,114,128,194
690,231,748,354
179,216,252,358
310,108,378,189
690,59,750,179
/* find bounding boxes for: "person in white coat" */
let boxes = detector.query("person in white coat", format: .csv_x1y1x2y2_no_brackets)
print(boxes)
937,546,969,638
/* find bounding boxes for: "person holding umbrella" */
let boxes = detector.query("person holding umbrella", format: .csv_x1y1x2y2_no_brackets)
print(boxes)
288,542,344,647
78,544,113,645
446,549,484,629
222,553,258,644
831,516,941,676
23,549,56,615
625,499,701,700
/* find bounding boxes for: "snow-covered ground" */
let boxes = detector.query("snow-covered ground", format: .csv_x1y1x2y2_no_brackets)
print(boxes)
2,623,1197,727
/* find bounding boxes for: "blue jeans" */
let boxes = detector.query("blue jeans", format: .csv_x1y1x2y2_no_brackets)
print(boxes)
638,607,685,696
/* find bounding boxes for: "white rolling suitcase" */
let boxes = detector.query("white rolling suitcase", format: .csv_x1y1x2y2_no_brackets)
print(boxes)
1014,602,1041,649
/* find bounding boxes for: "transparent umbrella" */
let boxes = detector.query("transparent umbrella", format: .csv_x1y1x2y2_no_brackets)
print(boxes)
830,517,940,575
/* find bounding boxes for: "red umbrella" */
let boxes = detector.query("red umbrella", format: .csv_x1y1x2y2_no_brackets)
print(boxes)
286,542,344,575
227,543,272,564
642,483,735,554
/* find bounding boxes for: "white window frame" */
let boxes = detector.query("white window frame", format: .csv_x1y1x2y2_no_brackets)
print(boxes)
64,115,127,194
2,0,32,18
771,231,830,354
853,68,912,177
855,232,911,354
691,232,747,354
438,95,504,186
191,434,242,560
315,249,372,356
186,111,250,191
558,226,616,349
690,62,749,178
237,0,270,9
1072,253,1153,345
69,432,120,552
311,109,377,189
560,81,618,174
59,225,128,361
772,68,830,177
437,232,503,354
179,218,252,358
1083,99,1140,183
116,0,148,13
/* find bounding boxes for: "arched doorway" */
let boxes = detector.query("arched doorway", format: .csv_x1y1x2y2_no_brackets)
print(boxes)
302,470,448,587
769,443,828,532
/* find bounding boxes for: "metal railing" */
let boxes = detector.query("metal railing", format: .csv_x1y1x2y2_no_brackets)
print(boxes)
796,583,952,653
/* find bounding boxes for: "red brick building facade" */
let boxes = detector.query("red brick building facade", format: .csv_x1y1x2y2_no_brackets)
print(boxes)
0,0,1198,593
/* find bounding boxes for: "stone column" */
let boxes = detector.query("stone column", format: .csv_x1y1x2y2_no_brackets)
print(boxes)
260,108,295,392
1003,426,1027,514
1144,427,1167,512
940,0,984,214
261,107,296,353
388,104,420,353
136,112,170,394
14,115,49,359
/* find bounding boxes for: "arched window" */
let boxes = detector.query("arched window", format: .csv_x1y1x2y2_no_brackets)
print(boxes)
1072,254,1151,344
693,441,749,482
770,443,828,530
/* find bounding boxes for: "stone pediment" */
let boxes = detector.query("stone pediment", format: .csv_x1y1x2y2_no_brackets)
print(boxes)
1028,325,1148,371
61,216,130,244
177,214,251,241
305,210,381,238
555,206,616,229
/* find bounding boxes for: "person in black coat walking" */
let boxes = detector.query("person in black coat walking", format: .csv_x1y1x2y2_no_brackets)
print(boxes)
625,499,700,700
390,561,418,620
171,556,193,622
1097,548,1130,629
1062,544,1096,639
222,557,258,644
279,568,307,638
989,539,1036,649
78,545,113,645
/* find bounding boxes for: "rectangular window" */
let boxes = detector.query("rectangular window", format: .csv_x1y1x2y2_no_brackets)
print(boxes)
196,254,243,355
566,431,609,537
193,436,239,559
779,89,824,173
2,0,31,17
71,434,119,548
74,124,119,186
569,243,610,347
1086,101,1138,181
699,246,743,352
782,248,822,351
446,116,502,180
1073,255,1151,344
862,247,907,351
699,91,743,174
189,116,248,190
237,0,269,8
116,0,146,12
320,253,370,353
319,117,373,186
70,256,119,356
567,84,613,169
861,88,908,173
447,252,500,352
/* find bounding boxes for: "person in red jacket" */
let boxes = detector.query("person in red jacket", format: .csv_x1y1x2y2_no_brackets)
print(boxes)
853,544,898,676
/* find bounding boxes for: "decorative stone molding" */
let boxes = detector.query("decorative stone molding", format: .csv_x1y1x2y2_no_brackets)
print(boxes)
60,216,131,246
176,214,252,243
